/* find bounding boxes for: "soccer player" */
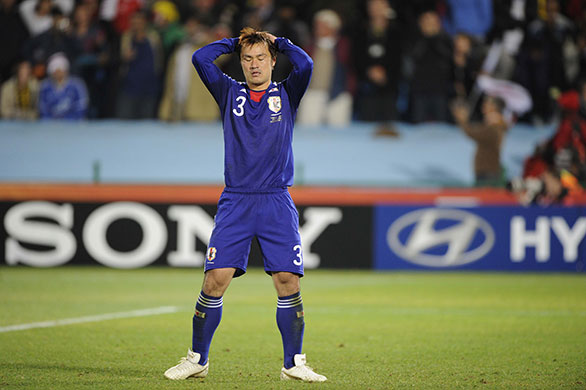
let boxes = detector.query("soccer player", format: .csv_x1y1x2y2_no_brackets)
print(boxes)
163,28,327,383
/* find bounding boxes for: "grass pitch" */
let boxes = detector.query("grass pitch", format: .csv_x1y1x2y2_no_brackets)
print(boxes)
0,267,585,390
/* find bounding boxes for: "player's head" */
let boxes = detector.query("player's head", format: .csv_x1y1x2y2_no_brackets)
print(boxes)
237,27,277,90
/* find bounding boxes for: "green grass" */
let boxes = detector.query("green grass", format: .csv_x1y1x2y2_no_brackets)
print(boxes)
0,267,585,390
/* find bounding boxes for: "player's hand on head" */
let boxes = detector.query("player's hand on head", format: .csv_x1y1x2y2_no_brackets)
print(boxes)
266,33,277,44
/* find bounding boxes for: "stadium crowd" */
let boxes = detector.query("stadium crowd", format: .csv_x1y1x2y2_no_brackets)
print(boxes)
1,0,586,200
0,0,585,123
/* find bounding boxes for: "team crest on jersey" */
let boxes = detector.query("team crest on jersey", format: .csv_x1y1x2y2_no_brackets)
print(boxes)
206,247,217,262
268,96,281,113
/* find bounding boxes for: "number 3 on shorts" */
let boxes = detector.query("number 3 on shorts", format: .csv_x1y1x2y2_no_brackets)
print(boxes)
292,244,303,266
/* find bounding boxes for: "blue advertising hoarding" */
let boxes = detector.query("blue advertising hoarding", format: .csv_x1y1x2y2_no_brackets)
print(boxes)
374,205,586,272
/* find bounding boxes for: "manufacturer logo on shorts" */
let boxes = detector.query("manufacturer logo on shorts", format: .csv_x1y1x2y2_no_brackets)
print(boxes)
206,247,217,262
387,208,495,267
268,96,281,113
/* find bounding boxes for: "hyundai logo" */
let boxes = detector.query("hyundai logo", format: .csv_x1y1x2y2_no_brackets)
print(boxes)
387,208,495,267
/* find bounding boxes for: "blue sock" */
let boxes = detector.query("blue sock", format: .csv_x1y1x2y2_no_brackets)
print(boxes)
192,291,223,365
276,292,305,369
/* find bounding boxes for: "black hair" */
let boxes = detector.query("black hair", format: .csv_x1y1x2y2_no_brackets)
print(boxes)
237,27,278,59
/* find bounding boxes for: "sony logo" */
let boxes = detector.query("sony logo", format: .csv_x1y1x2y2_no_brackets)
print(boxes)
3,201,342,269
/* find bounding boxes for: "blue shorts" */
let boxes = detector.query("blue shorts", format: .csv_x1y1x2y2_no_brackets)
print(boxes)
205,188,304,277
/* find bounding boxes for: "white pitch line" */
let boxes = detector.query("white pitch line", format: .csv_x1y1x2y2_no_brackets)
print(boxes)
0,306,179,333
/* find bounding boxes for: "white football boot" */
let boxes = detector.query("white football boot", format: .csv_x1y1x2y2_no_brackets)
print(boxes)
164,349,209,380
280,354,327,382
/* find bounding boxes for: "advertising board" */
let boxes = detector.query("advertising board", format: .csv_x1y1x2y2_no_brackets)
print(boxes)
0,201,372,269
374,205,586,271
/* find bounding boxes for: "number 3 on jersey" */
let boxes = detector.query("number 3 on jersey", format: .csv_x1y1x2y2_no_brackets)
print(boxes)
232,96,246,117
292,244,303,266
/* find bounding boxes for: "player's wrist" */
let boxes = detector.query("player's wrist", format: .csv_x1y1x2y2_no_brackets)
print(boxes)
228,37,239,52
273,37,286,51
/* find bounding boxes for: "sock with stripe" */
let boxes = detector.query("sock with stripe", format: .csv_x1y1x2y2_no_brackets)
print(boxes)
276,291,305,369
192,291,223,365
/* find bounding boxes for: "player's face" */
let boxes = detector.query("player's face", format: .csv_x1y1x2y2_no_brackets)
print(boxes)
240,42,275,91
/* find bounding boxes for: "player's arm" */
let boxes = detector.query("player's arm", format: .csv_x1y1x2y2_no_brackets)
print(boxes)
271,36,313,109
192,38,239,107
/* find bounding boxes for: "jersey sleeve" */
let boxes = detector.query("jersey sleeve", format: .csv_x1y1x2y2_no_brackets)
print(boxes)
276,37,313,110
192,38,238,110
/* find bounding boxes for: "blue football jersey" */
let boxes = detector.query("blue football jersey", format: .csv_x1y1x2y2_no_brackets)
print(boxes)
192,37,313,191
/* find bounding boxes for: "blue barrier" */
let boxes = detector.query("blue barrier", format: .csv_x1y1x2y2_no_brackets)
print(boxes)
0,120,555,187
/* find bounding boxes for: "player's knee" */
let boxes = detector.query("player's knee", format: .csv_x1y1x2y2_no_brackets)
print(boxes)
272,272,300,296
202,268,234,296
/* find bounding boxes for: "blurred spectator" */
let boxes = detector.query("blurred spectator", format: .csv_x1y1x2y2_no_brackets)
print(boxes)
581,78,586,118
81,0,99,22
548,90,586,179
520,90,586,179
452,33,478,99
1,0,583,124
242,0,275,30
152,0,184,60
23,6,79,79
71,3,108,66
297,9,353,126
0,61,39,119
158,19,224,121
265,3,311,81
70,2,111,118
39,52,88,119
19,0,52,36
0,0,30,83
442,0,493,40
353,0,401,131
451,95,509,187
576,29,586,82
395,0,442,38
19,0,73,36
408,10,452,123
510,88,586,204
187,0,231,27
514,0,577,124
111,0,143,34
563,0,585,27
474,74,533,124
486,0,527,80
116,9,163,119
265,4,310,47
510,168,582,206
